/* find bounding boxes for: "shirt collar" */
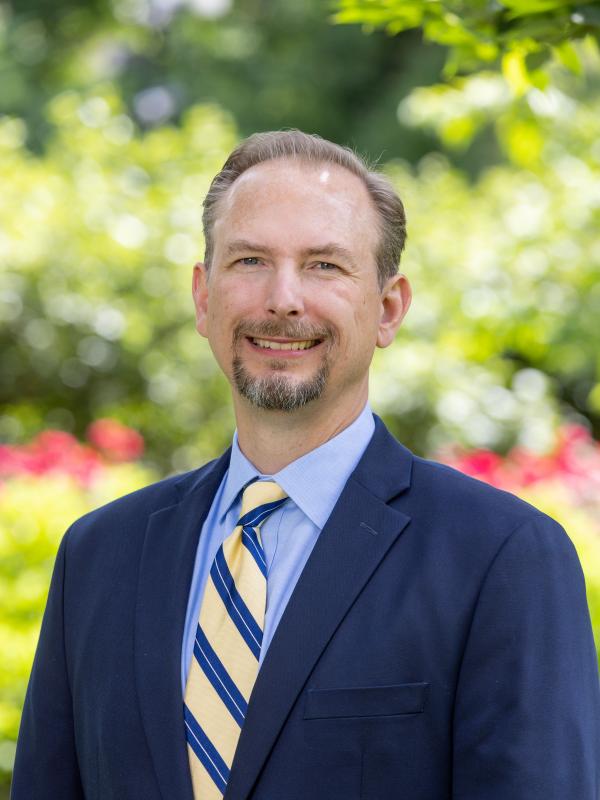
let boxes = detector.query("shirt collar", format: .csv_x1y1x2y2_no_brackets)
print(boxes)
220,403,375,530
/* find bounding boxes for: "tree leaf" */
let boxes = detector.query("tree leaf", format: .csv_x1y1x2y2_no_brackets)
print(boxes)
553,40,583,73
502,49,531,94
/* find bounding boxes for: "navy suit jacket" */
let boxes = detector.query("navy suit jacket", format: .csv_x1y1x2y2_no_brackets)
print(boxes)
12,417,600,799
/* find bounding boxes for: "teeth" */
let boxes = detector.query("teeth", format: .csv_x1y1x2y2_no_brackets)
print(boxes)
252,338,317,351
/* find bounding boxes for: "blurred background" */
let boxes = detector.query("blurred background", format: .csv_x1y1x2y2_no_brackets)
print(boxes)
1,0,600,792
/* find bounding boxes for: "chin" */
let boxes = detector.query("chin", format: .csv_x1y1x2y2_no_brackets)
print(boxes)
232,358,329,412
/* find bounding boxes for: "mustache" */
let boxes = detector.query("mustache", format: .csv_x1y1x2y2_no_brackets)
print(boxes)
233,320,336,343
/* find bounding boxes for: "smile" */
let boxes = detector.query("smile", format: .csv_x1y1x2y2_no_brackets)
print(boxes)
250,338,320,351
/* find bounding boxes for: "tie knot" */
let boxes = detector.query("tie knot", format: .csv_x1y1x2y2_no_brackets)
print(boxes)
238,480,288,528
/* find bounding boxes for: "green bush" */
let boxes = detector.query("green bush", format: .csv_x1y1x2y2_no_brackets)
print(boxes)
2,73,600,470
0,427,156,793
335,0,600,87
0,91,238,471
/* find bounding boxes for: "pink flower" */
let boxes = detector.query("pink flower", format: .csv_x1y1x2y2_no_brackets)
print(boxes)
86,419,144,462
506,449,554,487
438,424,600,515
0,431,103,485
441,448,506,487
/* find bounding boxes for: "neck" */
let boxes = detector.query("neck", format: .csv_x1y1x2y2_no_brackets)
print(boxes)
234,386,369,474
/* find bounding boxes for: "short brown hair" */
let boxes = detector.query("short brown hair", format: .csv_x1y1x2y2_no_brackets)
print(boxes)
202,130,406,289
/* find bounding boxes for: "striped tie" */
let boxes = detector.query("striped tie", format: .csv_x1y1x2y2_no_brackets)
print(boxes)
184,480,288,798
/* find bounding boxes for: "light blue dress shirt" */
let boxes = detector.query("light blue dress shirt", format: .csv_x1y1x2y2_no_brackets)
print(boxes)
181,403,376,691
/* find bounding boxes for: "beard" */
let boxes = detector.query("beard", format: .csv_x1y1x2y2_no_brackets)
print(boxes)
231,320,335,412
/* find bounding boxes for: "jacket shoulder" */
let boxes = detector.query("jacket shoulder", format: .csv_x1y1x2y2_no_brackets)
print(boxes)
64,458,218,548
413,453,541,512
406,453,570,554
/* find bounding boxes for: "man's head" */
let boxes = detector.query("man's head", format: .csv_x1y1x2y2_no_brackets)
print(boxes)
193,131,411,417
202,130,406,291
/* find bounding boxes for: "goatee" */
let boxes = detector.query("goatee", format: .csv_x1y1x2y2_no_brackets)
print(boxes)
231,321,334,412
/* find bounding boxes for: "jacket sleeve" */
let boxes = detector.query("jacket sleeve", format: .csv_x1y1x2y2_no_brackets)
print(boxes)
11,530,84,799
452,514,600,799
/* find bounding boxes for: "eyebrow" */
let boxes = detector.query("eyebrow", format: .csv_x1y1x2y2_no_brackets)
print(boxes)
224,239,273,257
224,239,357,267
303,244,356,267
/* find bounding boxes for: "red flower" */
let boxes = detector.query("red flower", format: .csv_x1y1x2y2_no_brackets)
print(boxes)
86,419,144,462
439,423,600,509
442,448,506,487
0,431,103,485
507,449,554,487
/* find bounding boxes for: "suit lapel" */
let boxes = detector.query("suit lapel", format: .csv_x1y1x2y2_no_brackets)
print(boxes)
225,419,413,800
134,450,230,800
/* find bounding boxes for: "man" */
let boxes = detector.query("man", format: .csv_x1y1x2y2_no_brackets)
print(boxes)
12,130,600,799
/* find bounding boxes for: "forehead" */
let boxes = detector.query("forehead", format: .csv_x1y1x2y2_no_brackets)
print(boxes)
212,159,380,258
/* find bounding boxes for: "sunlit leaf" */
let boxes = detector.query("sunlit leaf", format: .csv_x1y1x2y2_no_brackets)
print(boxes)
553,40,583,73
502,49,531,94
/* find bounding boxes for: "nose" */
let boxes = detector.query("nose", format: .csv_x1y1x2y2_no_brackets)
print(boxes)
264,264,305,318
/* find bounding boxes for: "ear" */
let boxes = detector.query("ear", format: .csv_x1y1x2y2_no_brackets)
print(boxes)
192,262,209,338
376,273,412,348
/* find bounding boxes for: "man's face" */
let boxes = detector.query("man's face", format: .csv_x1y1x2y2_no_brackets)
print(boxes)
193,159,409,413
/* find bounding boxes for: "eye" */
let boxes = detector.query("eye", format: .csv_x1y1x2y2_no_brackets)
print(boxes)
315,261,338,271
239,257,260,266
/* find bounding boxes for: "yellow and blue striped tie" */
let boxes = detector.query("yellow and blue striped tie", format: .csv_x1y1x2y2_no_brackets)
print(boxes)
184,480,288,798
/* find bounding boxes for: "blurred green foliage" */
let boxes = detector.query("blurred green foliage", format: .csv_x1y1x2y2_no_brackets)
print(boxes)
1,91,240,470
0,0,443,163
335,0,600,90
2,55,600,468
375,50,600,455
0,462,157,794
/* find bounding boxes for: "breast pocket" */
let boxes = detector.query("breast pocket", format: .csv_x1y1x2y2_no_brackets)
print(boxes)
303,682,429,752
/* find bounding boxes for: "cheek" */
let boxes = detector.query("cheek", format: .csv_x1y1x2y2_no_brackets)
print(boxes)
207,283,240,330
215,277,262,316
311,288,378,347
206,282,265,354
350,297,381,341
205,304,232,357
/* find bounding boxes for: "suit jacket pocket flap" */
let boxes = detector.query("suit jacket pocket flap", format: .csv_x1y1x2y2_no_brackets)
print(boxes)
304,682,429,719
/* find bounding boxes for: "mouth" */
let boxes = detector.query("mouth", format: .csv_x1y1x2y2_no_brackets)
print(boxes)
248,337,322,352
